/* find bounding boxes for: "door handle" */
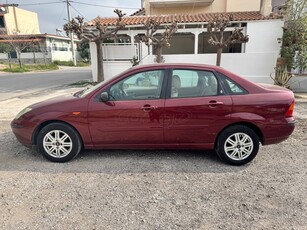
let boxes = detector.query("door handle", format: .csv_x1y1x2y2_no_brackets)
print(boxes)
208,101,224,107
141,105,157,111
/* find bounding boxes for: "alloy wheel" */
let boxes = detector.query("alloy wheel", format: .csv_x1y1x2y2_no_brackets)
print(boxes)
224,132,254,161
43,130,73,158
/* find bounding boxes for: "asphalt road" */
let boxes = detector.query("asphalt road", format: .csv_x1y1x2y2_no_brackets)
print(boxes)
0,67,92,101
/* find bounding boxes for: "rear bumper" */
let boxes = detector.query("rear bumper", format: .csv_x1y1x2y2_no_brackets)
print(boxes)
262,117,295,145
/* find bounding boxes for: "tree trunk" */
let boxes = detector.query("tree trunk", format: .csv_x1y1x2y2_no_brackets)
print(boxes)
8,53,12,70
33,51,36,64
17,50,23,69
156,47,163,63
216,47,222,66
96,41,104,82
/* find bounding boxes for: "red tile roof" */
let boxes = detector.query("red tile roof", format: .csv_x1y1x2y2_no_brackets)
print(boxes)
88,11,282,26
130,8,145,16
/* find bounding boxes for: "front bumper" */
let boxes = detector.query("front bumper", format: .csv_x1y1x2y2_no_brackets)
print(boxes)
11,119,35,147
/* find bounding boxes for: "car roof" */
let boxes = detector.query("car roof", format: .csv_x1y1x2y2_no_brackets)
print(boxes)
131,63,221,71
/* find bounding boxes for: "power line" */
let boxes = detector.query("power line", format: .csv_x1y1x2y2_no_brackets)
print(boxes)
19,1,140,10
70,3,88,21
19,1,63,6
72,1,139,10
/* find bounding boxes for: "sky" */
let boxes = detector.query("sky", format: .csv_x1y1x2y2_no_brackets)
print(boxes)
3,0,141,35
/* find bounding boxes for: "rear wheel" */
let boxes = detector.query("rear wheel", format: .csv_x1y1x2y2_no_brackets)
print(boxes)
37,122,82,162
216,125,259,165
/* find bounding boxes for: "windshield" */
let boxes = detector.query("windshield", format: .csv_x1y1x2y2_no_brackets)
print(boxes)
76,68,133,98
75,75,117,97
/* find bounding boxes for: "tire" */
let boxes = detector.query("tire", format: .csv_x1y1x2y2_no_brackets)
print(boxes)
216,125,259,166
37,122,82,162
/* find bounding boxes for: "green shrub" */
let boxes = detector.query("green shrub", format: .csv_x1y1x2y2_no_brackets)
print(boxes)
53,60,90,67
1,63,59,73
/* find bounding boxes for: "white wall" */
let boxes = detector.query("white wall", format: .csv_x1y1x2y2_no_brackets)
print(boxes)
90,42,98,81
103,62,132,81
140,53,276,83
0,53,8,59
245,20,284,53
51,51,78,62
20,52,51,59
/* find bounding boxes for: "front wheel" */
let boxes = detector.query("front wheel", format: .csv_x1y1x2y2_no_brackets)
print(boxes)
37,122,82,162
216,125,259,165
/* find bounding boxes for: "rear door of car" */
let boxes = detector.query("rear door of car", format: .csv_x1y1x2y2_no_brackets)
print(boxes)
163,68,233,145
87,69,167,147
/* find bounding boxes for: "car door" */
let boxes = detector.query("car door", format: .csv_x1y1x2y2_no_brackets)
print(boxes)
164,68,233,145
87,69,166,147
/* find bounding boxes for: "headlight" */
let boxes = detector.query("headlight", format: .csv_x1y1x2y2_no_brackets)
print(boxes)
15,107,32,120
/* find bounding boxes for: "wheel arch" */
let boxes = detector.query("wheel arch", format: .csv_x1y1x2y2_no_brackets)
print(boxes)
215,122,264,149
32,120,84,147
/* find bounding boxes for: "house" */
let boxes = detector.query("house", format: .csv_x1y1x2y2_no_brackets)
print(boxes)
0,5,80,64
0,33,80,64
0,4,40,35
88,0,284,83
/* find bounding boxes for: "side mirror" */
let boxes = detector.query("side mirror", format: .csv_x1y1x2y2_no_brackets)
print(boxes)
100,92,109,102
123,83,129,89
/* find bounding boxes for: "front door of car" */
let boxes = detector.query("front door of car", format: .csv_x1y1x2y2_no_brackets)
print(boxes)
164,69,233,145
87,69,165,147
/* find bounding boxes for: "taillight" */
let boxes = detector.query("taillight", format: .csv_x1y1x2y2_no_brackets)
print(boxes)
285,101,295,117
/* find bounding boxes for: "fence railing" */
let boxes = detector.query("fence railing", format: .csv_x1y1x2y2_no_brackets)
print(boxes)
102,43,139,61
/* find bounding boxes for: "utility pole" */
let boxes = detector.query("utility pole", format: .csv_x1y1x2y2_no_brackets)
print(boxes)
66,0,77,66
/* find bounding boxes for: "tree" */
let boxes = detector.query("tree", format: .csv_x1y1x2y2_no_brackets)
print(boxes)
142,19,178,63
27,39,41,64
280,0,307,73
79,40,90,62
63,9,125,82
0,33,37,68
207,14,249,66
0,42,13,69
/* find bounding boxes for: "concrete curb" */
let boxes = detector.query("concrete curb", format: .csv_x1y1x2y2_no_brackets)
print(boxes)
295,93,307,100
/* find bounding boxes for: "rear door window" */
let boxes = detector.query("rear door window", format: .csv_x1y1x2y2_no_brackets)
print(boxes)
170,69,219,98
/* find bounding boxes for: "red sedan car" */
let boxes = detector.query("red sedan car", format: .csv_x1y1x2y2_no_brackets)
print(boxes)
11,64,295,165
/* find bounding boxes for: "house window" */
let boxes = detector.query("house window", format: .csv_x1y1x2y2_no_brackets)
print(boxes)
198,31,242,54
0,16,5,28
153,33,194,55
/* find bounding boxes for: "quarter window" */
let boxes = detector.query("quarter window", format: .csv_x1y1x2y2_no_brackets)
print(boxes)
217,72,247,95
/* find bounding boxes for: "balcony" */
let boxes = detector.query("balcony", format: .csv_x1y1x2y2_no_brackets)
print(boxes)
150,0,215,7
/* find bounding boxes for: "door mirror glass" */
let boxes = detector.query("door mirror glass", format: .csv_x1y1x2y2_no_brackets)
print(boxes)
100,92,109,102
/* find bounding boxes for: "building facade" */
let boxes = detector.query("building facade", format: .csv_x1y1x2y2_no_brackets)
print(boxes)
0,5,40,35
143,0,270,16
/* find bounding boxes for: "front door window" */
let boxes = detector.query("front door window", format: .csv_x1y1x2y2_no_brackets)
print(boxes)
109,70,164,101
